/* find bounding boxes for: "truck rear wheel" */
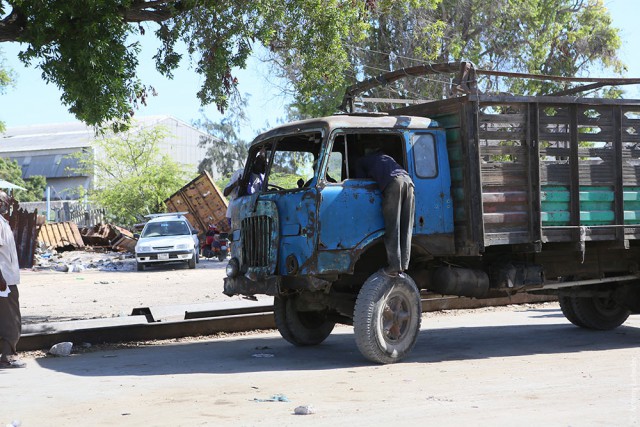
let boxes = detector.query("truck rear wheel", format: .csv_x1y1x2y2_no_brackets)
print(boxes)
274,294,335,346
353,272,422,364
571,295,630,330
558,295,588,328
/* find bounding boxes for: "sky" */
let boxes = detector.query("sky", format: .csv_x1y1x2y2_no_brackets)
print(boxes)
0,0,638,142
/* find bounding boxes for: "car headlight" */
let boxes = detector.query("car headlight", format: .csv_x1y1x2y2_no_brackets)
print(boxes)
226,257,239,278
176,243,190,250
137,245,151,253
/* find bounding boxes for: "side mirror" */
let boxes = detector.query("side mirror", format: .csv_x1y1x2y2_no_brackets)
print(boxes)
133,233,140,239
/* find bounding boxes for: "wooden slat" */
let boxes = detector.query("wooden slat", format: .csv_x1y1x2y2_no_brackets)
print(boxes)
480,146,526,156
478,113,526,123
478,130,526,140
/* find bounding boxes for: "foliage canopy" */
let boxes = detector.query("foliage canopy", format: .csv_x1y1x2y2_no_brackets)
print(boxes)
0,0,367,127
272,0,625,118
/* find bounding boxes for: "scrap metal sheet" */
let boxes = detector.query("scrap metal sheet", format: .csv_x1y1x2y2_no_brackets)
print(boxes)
38,221,85,249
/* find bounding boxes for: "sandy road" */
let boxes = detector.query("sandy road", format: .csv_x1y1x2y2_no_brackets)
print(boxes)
3,303,640,426
6,253,640,425
18,255,245,323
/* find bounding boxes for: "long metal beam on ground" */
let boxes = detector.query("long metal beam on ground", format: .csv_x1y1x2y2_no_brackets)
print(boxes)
18,293,555,352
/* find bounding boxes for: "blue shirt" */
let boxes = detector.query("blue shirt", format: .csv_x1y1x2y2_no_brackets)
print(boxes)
247,172,265,195
356,152,410,192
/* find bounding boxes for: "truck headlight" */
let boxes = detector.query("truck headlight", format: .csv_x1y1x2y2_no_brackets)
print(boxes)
226,257,239,278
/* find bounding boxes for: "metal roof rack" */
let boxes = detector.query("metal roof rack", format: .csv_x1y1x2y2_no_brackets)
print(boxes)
339,61,640,113
144,212,188,219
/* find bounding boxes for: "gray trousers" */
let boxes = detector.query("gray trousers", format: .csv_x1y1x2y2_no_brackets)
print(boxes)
382,175,415,272
0,285,21,357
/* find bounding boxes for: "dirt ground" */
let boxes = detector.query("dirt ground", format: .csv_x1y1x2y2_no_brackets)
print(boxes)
8,250,640,425
19,250,252,324
4,302,640,426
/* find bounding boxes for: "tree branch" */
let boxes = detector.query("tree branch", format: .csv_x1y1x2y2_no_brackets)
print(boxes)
0,6,26,42
0,1,182,43
122,0,177,23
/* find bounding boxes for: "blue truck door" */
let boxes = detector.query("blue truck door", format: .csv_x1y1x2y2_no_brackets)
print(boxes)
408,131,453,235
315,134,385,274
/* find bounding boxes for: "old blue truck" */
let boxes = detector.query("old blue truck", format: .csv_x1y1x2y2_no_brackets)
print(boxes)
223,67,640,363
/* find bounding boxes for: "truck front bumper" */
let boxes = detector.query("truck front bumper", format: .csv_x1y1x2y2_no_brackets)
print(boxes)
223,274,281,297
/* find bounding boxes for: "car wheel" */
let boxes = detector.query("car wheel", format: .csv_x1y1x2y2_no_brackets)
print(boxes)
136,262,145,271
188,252,196,269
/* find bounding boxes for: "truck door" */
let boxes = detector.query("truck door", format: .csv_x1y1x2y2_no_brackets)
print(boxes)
315,132,385,273
407,131,453,235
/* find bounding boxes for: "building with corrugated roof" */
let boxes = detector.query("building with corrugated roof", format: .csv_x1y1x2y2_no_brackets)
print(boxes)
0,116,218,200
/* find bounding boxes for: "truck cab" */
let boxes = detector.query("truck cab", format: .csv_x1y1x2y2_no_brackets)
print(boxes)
224,114,451,290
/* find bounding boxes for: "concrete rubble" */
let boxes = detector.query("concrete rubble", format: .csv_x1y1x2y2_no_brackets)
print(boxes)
33,241,137,272
31,220,139,272
48,341,73,357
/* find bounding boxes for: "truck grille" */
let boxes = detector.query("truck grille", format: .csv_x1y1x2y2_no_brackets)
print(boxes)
241,215,273,267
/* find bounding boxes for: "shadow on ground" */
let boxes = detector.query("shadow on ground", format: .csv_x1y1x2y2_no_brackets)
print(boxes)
34,308,640,378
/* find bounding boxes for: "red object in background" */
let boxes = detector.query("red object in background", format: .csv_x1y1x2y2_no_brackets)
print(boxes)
201,225,229,261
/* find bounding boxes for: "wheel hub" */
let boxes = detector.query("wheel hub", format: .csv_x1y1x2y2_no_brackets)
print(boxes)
382,294,411,342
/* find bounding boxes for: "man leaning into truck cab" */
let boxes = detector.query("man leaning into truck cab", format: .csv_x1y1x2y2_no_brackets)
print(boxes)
247,148,267,195
356,148,415,277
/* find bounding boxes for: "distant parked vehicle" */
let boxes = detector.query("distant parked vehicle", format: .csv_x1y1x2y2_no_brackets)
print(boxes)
135,213,199,271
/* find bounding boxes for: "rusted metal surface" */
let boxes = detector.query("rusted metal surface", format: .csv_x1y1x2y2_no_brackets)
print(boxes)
339,61,476,111
110,225,137,253
165,171,229,236
80,223,136,253
19,313,276,352
38,221,85,250
4,199,40,268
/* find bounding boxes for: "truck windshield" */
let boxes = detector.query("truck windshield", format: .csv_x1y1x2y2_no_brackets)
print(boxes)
253,132,323,191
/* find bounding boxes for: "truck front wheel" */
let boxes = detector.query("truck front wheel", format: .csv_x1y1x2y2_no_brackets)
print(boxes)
274,294,335,346
353,272,422,364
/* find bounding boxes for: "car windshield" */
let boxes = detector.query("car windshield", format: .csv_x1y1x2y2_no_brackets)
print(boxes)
141,220,190,238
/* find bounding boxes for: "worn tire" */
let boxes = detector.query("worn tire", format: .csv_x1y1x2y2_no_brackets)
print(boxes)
273,294,335,346
218,253,226,262
571,296,630,330
188,253,196,269
136,262,145,272
558,295,588,328
353,273,422,364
